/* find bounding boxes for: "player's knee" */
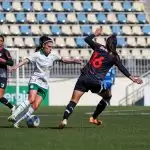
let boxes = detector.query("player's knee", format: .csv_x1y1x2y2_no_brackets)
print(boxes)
32,104,37,110
103,95,112,104
28,98,35,104
32,102,40,110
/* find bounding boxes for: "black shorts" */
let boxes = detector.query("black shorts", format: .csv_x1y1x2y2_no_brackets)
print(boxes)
0,77,7,89
74,74,102,93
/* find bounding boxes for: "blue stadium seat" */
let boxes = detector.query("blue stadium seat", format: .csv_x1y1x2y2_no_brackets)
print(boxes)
117,37,126,47
76,37,86,48
20,25,31,35
81,25,92,35
57,14,67,23
77,13,87,24
103,1,112,11
63,1,73,12
34,37,39,45
51,26,62,35
0,14,5,23
2,1,12,11
36,14,46,23
23,1,32,11
117,14,127,23
142,26,150,35
123,1,132,11
97,13,107,23
43,1,53,11
137,14,147,24
112,26,122,35
16,13,26,23
83,1,93,12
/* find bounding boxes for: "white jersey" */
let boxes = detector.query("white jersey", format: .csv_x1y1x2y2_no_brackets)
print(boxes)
27,50,61,89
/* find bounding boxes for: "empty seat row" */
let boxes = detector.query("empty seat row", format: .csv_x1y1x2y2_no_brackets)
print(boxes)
1,24,150,36
0,12,148,24
5,36,150,48
10,48,150,60
0,1,144,12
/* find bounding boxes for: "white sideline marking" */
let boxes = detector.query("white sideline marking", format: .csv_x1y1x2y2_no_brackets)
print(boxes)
85,109,150,115
0,110,150,119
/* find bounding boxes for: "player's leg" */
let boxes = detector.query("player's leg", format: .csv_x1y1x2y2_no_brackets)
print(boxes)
0,79,15,112
59,74,88,128
13,87,47,128
14,95,42,128
59,89,85,128
89,89,112,125
8,84,38,122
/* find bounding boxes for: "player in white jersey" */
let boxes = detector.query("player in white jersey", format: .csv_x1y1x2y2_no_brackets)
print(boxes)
8,36,82,128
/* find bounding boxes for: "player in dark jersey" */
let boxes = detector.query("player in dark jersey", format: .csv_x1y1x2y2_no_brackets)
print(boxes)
0,35,15,113
59,28,143,128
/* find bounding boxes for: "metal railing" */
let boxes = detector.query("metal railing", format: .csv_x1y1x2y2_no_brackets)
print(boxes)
119,70,150,106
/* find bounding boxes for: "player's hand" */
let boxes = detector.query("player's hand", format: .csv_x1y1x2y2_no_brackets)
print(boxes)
94,27,103,36
0,58,6,63
131,76,143,84
74,58,83,64
8,66,18,72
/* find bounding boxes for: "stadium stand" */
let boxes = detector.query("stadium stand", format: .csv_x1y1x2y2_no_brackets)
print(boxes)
0,0,150,77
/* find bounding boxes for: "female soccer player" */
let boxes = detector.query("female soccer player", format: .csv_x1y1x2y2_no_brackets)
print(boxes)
8,36,82,128
59,28,143,128
0,35,15,113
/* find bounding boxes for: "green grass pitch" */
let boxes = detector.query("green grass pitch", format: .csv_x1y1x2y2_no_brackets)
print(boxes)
0,106,150,150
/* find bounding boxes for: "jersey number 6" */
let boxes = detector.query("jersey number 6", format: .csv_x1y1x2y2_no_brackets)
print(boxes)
90,52,104,69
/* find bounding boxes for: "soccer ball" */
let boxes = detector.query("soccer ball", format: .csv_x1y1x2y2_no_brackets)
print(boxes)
26,115,40,128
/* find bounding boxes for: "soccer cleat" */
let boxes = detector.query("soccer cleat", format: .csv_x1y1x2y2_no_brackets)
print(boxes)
11,105,16,114
59,119,67,129
13,123,19,128
89,117,102,126
8,115,16,123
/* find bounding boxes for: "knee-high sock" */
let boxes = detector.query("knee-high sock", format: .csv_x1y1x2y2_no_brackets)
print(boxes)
15,106,34,125
63,101,77,120
0,97,13,109
92,99,108,119
12,100,30,118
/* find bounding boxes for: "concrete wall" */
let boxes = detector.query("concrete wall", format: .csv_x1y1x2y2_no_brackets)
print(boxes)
49,77,132,106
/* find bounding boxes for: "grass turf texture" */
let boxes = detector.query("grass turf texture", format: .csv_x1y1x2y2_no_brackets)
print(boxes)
0,106,150,150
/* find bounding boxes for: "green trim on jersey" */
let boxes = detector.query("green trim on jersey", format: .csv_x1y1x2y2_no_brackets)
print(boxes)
40,49,49,57
28,83,48,100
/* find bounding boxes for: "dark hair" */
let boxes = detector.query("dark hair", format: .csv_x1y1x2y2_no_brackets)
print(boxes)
0,35,4,42
106,34,118,55
35,36,53,52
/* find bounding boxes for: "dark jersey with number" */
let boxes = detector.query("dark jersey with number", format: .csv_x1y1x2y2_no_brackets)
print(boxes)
0,47,14,79
81,34,131,82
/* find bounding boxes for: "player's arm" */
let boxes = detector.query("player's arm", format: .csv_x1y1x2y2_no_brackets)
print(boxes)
115,56,143,84
84,28,102,50
61,57,82,64
9,58,29,72
0,50,14,66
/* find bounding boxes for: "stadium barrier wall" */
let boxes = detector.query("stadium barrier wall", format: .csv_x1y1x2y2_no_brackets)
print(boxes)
144,85,150,106
1,78,134,106
49,77,131,106
3,85,49,106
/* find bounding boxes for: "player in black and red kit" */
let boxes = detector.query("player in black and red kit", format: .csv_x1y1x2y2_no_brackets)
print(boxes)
59,28,143,128
0,35,15,113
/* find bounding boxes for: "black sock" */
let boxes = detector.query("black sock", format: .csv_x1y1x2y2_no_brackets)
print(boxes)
63,101,77,120
92,99,107,119
0,97,13,109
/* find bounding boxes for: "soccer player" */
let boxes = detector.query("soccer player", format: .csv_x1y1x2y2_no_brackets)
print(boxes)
99,66,116,105
59,28,143,128
0,35,15,113
8,36,82,128
103,67,116,90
